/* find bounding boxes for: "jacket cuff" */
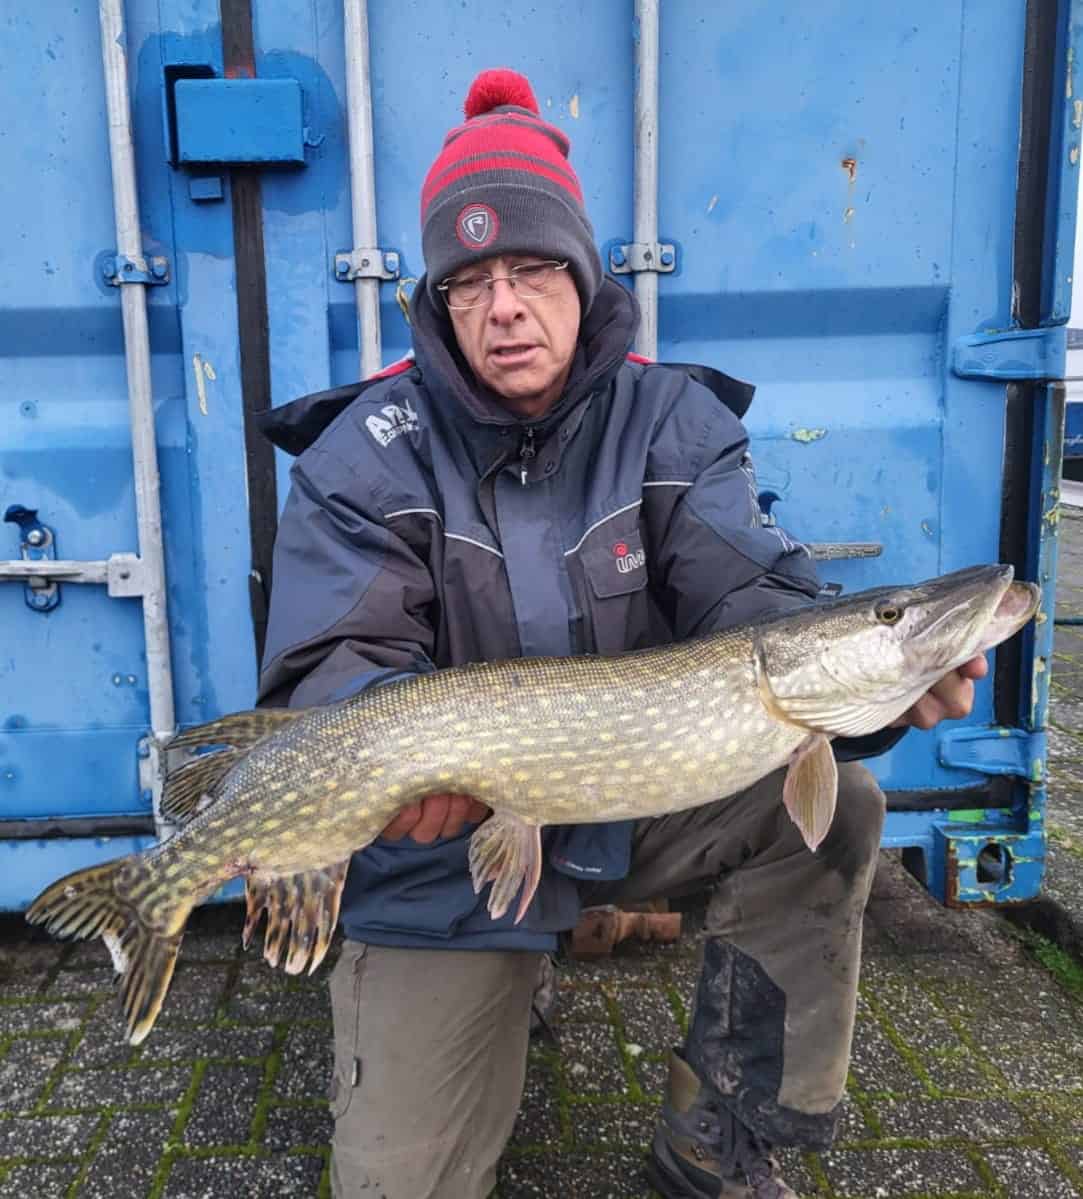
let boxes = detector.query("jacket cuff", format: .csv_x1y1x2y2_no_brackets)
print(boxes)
832,725,908,762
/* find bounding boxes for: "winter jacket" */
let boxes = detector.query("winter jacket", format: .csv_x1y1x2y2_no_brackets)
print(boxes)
257,278,900,951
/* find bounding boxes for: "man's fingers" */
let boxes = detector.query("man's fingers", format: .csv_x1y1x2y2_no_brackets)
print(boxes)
381,794,492,843
381,801,422,841
410,794,451,844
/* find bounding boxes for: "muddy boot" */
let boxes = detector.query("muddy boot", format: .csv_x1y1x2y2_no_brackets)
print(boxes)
646,1049,799,1199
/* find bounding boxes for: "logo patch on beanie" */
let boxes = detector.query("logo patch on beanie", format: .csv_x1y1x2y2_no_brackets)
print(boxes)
456,203,499,250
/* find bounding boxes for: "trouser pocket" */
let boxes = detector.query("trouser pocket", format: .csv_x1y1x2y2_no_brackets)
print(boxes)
328,940,368,1121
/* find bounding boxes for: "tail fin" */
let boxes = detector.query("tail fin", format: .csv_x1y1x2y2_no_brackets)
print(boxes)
26,858,194,1045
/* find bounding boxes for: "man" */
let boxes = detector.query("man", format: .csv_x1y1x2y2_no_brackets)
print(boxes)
258,68,984,1199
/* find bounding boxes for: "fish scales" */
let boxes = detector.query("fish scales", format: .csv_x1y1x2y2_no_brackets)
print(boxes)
25,564,1040,1044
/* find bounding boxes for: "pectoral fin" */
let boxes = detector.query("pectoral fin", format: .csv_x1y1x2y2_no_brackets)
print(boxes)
467,813,543,924
782,734,838,852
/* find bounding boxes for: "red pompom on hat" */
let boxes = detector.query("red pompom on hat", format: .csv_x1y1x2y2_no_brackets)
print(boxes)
420,68,602,310
463,68,540,118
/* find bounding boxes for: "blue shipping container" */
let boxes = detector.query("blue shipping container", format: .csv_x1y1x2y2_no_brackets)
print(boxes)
1,1,1079,910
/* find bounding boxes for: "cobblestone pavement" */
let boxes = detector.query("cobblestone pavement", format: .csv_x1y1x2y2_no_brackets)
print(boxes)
1,517,1081,1199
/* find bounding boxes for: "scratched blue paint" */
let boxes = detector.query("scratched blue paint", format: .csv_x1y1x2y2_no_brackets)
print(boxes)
0,0,1077,909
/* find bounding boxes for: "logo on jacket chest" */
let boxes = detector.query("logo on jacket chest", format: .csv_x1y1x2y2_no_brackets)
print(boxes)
612,540,646,574
365,398,419,447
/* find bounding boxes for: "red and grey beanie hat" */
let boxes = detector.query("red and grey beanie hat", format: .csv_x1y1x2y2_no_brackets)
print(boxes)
421,68,603,311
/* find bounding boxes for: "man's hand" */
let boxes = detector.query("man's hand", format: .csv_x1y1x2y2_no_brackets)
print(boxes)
892,654,988,730
380,793,491,843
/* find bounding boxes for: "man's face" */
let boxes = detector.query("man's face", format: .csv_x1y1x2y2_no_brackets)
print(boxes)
445,255,581,421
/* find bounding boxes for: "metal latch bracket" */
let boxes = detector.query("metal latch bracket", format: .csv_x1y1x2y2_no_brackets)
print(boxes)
3,506,60,611
609,242,676,274
101,254,171,286
951,326,1066,381
938,725,1046,781
334,248,400,282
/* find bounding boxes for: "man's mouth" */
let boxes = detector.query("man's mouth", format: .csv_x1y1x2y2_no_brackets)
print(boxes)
489,343,538,364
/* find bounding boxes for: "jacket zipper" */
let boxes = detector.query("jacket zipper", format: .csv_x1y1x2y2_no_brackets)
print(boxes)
518,427,536,486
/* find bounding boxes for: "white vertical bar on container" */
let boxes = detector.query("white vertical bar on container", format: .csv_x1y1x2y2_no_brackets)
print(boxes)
344,0,383,378
633,0,660,359
97,0,176,750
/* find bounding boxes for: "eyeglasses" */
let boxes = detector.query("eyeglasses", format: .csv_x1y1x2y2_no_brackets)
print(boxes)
436,260,570,310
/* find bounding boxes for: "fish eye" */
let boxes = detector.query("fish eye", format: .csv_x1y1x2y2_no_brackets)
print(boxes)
876,603,902,625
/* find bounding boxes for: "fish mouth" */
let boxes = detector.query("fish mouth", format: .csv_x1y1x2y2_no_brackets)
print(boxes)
973,580,1041,653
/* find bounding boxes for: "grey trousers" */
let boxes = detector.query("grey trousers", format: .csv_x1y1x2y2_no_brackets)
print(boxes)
328,762,886,1199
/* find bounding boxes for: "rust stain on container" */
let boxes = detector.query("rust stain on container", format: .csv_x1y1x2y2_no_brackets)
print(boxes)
841,157,858,183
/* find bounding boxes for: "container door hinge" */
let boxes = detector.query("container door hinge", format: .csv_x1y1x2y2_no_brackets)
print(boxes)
609,242,676,274
938,725,1046,781
951,326,1066,381
334,248,400,282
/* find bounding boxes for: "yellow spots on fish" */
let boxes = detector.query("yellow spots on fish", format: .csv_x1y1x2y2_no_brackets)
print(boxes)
358,807,371,818
559,750,577,760
466,760,483,771
281,791,298,803
658,740,673,752
248,801,264,815
513,770,530,782
598,732,615,742
325,779,339,791
612,759,630,770
163,860,184,879
527,787,544,800
457,741,475,753
521,737,537,747
550,771,566,781
237,837,256,852
297,804,316,817
670,750,687,762
683,761,700,773
644,707,660,717
725,740,740,756
698,716,714,729
438,771,453,782
340,790,358,802
387,784,403,797
263,818,282,832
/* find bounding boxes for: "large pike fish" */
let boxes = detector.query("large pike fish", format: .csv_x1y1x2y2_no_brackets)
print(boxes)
28,564,1038,1042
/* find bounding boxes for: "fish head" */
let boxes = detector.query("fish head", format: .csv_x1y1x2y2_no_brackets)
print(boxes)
754,564,1040,738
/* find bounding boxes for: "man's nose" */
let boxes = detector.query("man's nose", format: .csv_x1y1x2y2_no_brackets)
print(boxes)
487,277,525,321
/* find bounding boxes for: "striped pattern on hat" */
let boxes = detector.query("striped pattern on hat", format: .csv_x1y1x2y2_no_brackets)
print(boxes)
421,69,602,309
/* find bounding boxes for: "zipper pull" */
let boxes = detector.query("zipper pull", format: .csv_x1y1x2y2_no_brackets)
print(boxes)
518,427,536,486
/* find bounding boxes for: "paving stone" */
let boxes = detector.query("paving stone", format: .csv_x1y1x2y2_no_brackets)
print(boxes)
498,1148,651,1198
613,985,680,1048
162,1151,325,1197
983,1147,1080,1197
847,1021,924,1096
872,1097,1023,1140
80,1109,176,1199
508,1061,563,1149
0,1037,67,1113
274,1025,332,1102
176,931,242,963
0,1111,100,1159
47,968,118,998
183,1063,262,1147
135,1024,274,1065
0,1160,79,1197
227,984,330,1024
155,964,232,1024
47,1064,192,1111
551,983,608,1024
68,1011,138,1068
634,1054,668,1099
835,1095,873,1142
262,1102,333,1152
995,1047,1083,1091
559,1021,630,1095
0,1000,86,1037
820,1146,982,1195
568,1101,655,1150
